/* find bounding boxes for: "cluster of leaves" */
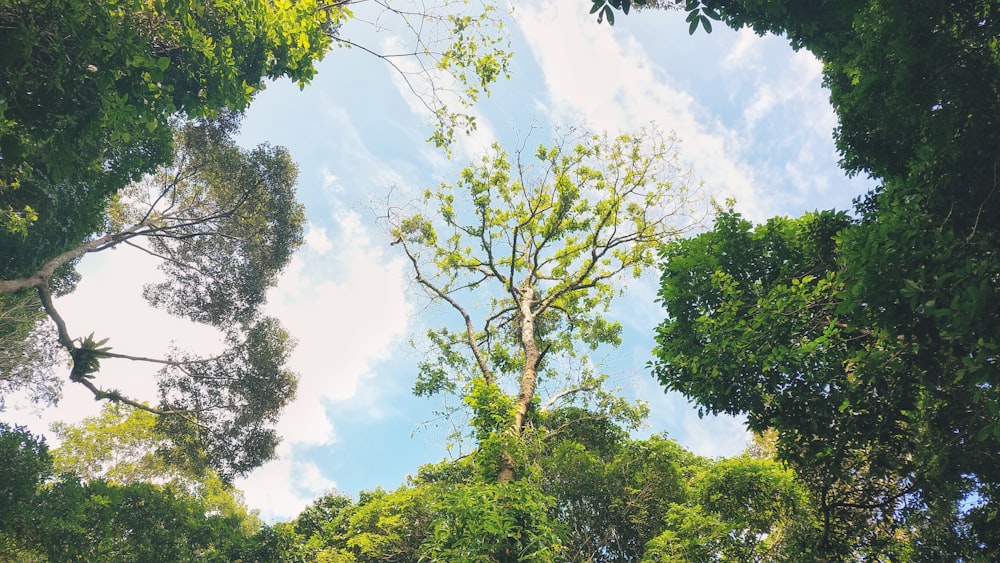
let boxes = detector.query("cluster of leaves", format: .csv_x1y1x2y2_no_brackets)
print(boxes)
589,0,719,32
0,0,340,225
0,422,294,562
284,408,818,562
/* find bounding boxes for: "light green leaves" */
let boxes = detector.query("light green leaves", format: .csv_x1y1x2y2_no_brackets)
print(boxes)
391,126,704,458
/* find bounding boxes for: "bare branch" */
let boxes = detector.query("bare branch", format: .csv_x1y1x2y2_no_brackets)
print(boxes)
397,235,496,386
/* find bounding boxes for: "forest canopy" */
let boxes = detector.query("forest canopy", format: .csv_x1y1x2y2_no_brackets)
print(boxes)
2,0,998,560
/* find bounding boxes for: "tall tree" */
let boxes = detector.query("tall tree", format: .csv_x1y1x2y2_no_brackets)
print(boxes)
652,209,997,558
581,1,1000,557
388,127,703,482
0,114,304,479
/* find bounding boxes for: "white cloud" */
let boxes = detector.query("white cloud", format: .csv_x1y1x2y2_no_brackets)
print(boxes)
320,168,343,195
723,28,765,71
303,223,333,255
516,0,768,218
236,444,337,521
231,208,412,518
264,210,411,447
682,411,751,458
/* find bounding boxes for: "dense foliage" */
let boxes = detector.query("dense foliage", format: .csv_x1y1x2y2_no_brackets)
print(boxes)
0,0,339,238
285,410,815,562
628,0,1000,559
0,423,294,562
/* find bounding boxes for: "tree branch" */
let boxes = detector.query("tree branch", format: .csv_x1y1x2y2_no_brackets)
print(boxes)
397,235,496,386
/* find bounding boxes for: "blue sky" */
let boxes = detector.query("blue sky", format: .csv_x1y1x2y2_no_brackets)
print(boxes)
3,0,875,521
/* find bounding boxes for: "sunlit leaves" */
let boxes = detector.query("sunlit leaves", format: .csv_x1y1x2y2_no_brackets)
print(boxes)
391,126,702,455
0,0,339,252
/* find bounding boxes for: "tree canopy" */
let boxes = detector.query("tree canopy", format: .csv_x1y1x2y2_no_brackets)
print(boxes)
632,0,1000,558
0,0,341,238
281,407,819,562
1,114,304,479
388,126,703,481
0,423,292,562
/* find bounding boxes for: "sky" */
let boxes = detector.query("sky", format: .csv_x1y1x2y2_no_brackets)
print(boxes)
3,0,875,521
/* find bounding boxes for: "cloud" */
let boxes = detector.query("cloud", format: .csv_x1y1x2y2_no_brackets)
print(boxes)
236,443,338,521
515,0,767,218
303,223,333,256
723,28,765,71
265,209,411,446
230,208,412,518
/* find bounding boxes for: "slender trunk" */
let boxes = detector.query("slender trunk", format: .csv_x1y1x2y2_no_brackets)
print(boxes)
497,284,540,483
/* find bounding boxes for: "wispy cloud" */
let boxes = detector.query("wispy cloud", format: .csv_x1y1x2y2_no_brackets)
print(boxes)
515,0,767,217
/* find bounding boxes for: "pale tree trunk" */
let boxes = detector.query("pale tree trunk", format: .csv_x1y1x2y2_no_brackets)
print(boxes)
497,284,541,484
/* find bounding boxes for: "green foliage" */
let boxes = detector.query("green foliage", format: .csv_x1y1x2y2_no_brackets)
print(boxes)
653,210,1000,558
289,412,821,562
393,127,701,472
0,0,339,289
427,6,513,150
465,377,516,440
50,403,262,532
140,115,306,327
156,316,298,480
0,292,61,407
0,423,51,534
540,429,691,562
1,423,280,562
51,404,168,483
0,0,339,189
623,1,1000,558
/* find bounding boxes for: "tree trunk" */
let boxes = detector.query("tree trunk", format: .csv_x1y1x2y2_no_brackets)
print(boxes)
497,284,540,484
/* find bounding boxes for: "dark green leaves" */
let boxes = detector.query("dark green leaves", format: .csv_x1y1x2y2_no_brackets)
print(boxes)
70,333,112,382
156,317,297,480
142,118,304,328
588,0,720,31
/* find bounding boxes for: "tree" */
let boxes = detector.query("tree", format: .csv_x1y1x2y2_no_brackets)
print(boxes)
388,126,702,482
0,423,290,562
50,403,262,532
287,408,821,562
0,0,512,340
0,0,341,243
575,1,1000,557
1,114,304,479
644,456,814,562
652,209,998,559
0,423,51,535
538,410,690,562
